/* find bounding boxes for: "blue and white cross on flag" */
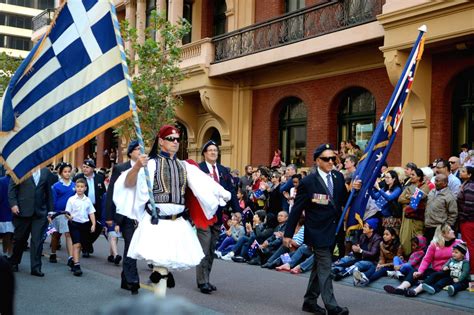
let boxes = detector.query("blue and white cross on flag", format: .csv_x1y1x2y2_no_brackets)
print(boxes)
0,0,133,183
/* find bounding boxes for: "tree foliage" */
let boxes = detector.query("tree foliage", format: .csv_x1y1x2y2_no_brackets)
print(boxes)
116,11,191,147
0,52,23,97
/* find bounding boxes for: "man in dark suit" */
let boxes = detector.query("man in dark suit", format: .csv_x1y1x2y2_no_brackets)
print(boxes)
196,140,240,294
73,159,106,257
284,144,359,315
8,167,55,276
105,140,141,294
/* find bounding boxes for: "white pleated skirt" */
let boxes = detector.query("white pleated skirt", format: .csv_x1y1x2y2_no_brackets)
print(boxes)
127,213,204,271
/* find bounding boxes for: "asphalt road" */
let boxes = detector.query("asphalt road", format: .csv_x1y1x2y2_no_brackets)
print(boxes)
11,236,474,315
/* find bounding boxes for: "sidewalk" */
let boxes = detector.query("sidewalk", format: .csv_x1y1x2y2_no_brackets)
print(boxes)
329,274,474,313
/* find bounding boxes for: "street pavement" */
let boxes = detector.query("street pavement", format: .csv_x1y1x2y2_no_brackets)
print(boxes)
11,236,474,315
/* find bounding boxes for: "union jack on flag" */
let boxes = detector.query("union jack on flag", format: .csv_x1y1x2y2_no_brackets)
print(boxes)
339,26,427,233
0,0,133,183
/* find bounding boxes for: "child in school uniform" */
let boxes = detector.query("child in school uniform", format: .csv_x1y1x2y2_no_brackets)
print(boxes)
65,178,96,276
50,163,75,267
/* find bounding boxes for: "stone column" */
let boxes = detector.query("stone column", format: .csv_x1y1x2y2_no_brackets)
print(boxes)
125,0,137,56
168,0,183,24
230,81,252,171
384,49,432,167
136,0,146,44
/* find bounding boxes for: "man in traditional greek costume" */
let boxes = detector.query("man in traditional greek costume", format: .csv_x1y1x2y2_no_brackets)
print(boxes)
113,125,230,296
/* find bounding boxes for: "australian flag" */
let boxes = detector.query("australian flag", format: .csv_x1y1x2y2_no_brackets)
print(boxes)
340,26,427,233
0,0,133,183
409,187,424,209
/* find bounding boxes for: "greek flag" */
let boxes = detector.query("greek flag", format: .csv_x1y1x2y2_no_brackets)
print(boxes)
0,0,132,183
338,26,427,233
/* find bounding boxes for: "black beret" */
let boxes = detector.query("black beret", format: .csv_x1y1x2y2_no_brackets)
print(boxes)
127,140,140,157
83,159,96,168
313,143,334,161
201,140,219,155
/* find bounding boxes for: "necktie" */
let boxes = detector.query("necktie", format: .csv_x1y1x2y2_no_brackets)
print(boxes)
326,173,333,199
212,165,219,183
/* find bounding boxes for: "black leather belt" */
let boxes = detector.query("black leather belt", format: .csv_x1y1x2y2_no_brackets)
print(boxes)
145,203,187,221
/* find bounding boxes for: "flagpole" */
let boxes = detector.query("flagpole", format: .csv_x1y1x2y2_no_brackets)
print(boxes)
110,2,159,223
335,25,427,235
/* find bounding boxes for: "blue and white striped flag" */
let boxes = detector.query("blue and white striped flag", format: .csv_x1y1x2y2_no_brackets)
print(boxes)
0,0,132,183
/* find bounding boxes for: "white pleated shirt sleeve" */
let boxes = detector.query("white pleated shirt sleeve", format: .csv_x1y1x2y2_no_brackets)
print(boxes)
184,161,231,219
113,160,157,221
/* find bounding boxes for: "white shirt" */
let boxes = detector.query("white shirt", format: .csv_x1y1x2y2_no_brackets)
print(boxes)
317,167,332,189
205,161,219,180
85,174,96,204
65,194,95,223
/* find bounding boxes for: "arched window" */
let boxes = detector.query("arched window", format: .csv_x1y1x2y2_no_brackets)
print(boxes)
338,88,376,151
452,67,474,153
175,122,188,160
279,97,307,167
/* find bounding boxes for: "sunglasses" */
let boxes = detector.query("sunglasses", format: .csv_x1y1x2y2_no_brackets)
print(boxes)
164,136,180,143
319,156,337,163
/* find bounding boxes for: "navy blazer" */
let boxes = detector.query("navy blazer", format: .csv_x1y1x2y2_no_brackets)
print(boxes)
8,168,55,217
285,169,348,248
105,161,132,222
198,162,241,220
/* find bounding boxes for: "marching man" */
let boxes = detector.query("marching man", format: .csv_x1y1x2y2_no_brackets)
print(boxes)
113,125,230,296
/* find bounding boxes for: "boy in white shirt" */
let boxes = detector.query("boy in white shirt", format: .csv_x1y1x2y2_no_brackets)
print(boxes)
65,178,96,276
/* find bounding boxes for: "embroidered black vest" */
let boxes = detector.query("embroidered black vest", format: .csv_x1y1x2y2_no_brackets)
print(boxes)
152,154,187,205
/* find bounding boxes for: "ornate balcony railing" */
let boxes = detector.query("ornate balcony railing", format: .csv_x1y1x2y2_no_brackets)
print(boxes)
32,8,56,32
212,0,384,63
179,38,214,70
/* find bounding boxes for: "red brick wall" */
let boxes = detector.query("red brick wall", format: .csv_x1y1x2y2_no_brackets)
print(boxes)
201,0,214,38
251,68,398,167
306,0,330,7
430,51,474,161
254,1,330,24
255,0,285,23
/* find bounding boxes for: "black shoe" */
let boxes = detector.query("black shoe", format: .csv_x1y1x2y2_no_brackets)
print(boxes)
327,306,349,315
121,278,131,291
209,283,217,291
73,265,83,277
231,256,246,263
334,273,345,281
247,258,260,265
199,283,212,294
114,255,122,265
302,302,326,314
107,255,114,263
31,270,45,277
67,257,74,270
49,254,57,263
130,282,140,295
82,252,90,258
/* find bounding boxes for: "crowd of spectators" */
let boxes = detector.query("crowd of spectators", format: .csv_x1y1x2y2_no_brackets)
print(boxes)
213,141,474,298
